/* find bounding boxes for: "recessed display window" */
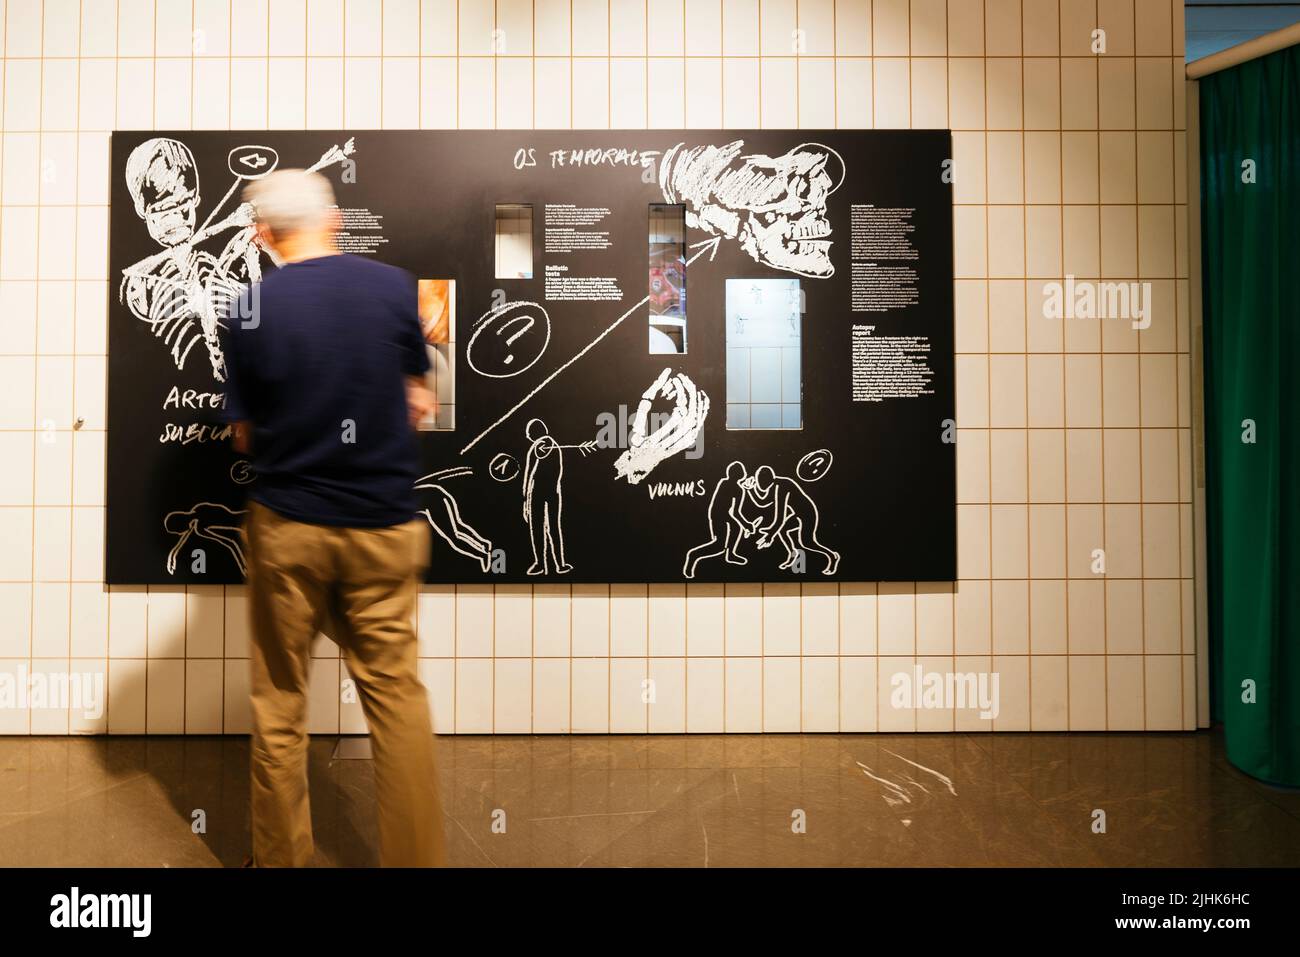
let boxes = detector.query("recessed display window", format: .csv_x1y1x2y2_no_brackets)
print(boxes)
649,203,687,354
418,278,456,431
494,204,534,279
725,278,803,429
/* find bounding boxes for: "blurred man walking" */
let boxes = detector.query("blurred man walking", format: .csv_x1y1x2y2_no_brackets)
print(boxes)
222,168,446,867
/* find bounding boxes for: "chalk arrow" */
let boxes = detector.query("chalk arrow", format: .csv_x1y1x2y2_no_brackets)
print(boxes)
558,439,600,456
687,235,722,263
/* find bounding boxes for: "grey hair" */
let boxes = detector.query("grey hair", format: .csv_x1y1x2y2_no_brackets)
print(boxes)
241,168,336,236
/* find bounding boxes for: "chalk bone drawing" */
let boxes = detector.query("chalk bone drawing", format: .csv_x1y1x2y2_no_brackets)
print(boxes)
613,368,710,485
659,140,845,279
120,137,357,382
684,461,840,577
164,502,248,575
415,468,498,573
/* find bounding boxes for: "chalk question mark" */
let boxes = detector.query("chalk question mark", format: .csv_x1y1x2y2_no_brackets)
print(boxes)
499,314,534,366
796,449,834,482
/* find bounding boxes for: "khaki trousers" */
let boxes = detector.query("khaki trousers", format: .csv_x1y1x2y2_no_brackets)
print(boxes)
244,501,446,867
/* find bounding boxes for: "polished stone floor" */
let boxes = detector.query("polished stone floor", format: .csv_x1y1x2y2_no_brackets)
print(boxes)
1,731,1297,867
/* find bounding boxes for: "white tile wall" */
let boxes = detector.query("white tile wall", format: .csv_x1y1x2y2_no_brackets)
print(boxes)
0,0,1195,735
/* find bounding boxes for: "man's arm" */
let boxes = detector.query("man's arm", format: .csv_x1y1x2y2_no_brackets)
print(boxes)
406,375,435,429
220,287,255,451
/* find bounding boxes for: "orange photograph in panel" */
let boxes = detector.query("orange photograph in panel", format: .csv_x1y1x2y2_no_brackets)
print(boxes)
418,279,455,431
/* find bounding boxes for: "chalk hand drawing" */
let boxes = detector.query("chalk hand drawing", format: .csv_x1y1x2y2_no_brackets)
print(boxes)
683,461,756,578
659,140,844,278
164,501,248,575
304,137,356,175
522,418,572,576
614,368,710,485
120,137,358,382
742,464,840,574
465,301,552,378
415,468,497,573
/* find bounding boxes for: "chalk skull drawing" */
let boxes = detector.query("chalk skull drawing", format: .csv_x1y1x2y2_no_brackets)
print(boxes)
120,137,357,382
613,368,709,485
658,140,845,278
164,502,248,576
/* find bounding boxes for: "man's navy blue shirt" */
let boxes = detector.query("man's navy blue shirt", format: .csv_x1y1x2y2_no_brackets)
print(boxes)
221,254,430,528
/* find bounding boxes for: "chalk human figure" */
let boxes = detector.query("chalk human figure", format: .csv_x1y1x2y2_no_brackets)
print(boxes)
742,465,840,575
163,501,248,575
522,418,572,575
415,468,495,573
683,461,757,578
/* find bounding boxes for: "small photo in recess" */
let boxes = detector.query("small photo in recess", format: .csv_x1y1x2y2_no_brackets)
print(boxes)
648,203,687,354
418,278,455,431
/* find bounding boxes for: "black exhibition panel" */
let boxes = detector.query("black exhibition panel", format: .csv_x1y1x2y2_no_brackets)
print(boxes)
106,130,955,585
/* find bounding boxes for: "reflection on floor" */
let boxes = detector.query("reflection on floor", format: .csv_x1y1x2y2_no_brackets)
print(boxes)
1,731,1297,867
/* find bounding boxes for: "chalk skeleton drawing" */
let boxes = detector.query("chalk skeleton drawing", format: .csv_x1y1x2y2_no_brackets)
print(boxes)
120,137,357,382
659,140,845,279
164,502,248,575
613,368,710,484
684,460,840,577
415,468,497,573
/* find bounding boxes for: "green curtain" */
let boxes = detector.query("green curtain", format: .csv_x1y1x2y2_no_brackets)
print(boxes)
1200,43,1300,786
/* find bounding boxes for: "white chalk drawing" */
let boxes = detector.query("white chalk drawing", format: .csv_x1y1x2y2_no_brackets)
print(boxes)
120,137,357,382
659,140,844,278
522,418,572,575
230,459,254,484
743,464,839,573
684,461,840,577
461,239,722,454
613,368,710,485
489,452,521,482
683,461,757,578
415,468,497,573
164,501,248,575
465,300,551,378
795,449,833,482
